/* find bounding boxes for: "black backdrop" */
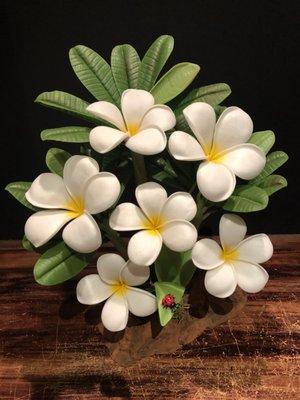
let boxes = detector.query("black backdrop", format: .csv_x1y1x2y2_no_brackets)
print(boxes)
1,0,299,239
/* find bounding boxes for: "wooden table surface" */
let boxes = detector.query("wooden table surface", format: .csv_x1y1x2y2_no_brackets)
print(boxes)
0,235,299,400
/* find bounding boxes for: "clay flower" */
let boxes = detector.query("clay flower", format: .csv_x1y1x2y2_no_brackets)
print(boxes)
25,155,120,253
76,253,157,332
192,214,273,298
168,102,266,202
109,182,198,266
87,89,176,155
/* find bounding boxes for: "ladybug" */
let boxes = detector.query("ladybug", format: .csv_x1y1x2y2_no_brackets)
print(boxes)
162,294,176,309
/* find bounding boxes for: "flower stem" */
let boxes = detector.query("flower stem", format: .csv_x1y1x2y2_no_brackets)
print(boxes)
99,219,127,258
131,152,147,185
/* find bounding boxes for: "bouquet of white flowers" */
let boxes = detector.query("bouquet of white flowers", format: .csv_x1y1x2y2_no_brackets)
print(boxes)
6,35,288,342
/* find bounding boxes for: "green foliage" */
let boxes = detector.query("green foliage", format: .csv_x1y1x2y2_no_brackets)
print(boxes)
46,148,71,176
22,235,56,253
151,63,200,104
154,281,185,326
192,193,205,228
111,44,141,92
5,181,37,211
175,83,231,130
69,45,120,104
35,91,100,124
257,174,288,196
250,151,289,185
248,130,275,154
223,185,269,212
41,126,90,143
154,246,195,326
176,83,231,112
155,246,195,287
138,35,174,91
150,157,187,190
214,105,227,118
22,235,36,251
34,241,90,286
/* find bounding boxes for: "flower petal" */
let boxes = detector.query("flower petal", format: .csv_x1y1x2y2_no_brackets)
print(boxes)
233,260,269,293
109,203,145,231
219,214,247,251
161,220,197,252
76,274,112,305
90,126,128,154
140,105,176,131
97,253,126,284
62,213,102,253
204,263,237,298
192,239,223,270
214,107,253,151
25,173,72,209
63,155,99,199
168,131,206,161
125,287,157,317
196,161,236,202
135,182,167,219
120,261,150,286
128,230,162,266
121,89,154,129
220,144,266,180
236,234,273,264
101,293,129,332
84,172,121,214
162,192,197,222
125,127,167,155
86,101,126,130
183,102,216,152
25,210,72,247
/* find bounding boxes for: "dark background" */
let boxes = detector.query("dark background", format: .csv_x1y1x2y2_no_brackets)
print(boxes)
1,0,299,239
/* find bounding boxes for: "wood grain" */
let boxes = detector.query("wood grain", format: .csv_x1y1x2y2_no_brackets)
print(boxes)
0,235,299,399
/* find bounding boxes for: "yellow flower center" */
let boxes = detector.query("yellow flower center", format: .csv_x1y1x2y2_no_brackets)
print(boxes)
142,213,165,236
206,144,225,163
221,247,239,262
126,123,139,136
111,281,128,297
65,197,85,218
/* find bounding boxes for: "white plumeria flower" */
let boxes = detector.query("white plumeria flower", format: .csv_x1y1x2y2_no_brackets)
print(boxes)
76,253,157,332
192,214,273,298
168,102,266,202
87,89,176,155
109,182,198,266
25,155,121,253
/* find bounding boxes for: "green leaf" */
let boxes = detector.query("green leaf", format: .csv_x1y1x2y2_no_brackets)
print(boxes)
111,44,141,92
154,282,184,326
22,235,36,251
223,186,269,212
46,148,71,176
41,126,90,143
34,241,90,286
22,235,56,253
138,35,174,91
248,130,275,154
175,83,231,112
5,181,37,211
257,174,288,196
155,246,196,287
174,83,230,130
69,45,120,104
214,105,227,118
192,193,205,228
35,91,101,124
151,62,200,104
250,151,289,185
